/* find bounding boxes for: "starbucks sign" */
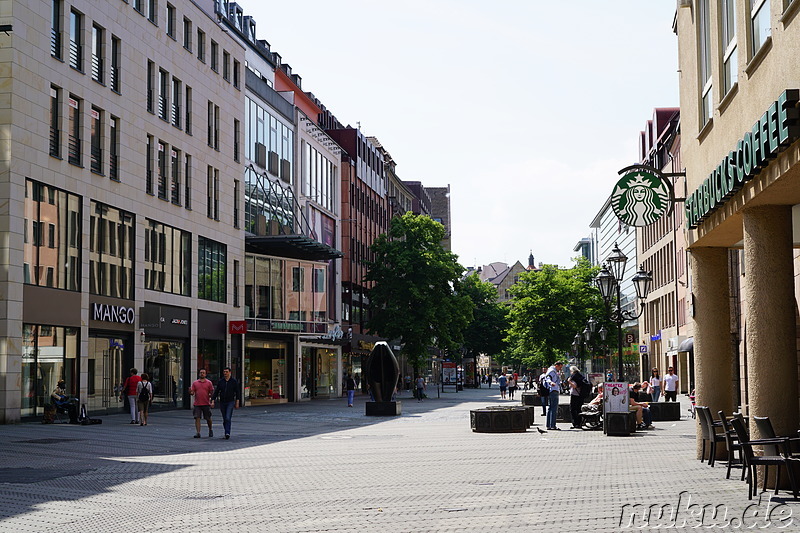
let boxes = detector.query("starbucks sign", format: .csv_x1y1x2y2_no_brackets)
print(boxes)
611,167,672,227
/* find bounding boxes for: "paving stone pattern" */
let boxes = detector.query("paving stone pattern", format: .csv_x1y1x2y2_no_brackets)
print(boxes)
0,389,788,532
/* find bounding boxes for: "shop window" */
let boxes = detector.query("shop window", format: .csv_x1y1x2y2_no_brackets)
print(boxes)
21,324,79,418
90,201,135,299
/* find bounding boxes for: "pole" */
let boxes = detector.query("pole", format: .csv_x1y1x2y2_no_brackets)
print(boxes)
617,283,624,382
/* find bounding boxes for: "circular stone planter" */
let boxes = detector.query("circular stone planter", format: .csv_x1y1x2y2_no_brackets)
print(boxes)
470,407,528,433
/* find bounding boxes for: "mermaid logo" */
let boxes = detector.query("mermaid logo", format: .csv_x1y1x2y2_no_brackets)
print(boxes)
611,167,672,227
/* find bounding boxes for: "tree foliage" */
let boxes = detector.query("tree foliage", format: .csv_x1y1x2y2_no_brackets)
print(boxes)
365,213,473,373
505,258,607,370
460,274,509,359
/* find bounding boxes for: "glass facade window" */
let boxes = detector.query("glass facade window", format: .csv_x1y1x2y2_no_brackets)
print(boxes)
22,325,79,417
244,339,287,402
144,219,191,295
244,96,294,173
24,180,81,290
143,339,184,408
197,338,223,383
302,142,337,212
301,347,337,398
198,236,226,302
243,166,296,236
90,201,134,299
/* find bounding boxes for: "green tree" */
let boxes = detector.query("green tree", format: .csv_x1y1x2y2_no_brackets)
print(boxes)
506,258,607,369
460,273,509,359
365,213,473,374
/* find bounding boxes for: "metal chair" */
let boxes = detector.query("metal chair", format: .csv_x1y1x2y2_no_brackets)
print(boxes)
730,415,800,500
718,410,744,480
697,406,726,467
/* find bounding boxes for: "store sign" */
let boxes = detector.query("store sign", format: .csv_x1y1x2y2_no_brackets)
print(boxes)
171,318,188,325
611,168,672,227
687,89,800,228
92,303,135,324
229,320,247,334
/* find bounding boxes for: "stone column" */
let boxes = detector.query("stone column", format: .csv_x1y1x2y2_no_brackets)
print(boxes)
691,247,735,459
743,205,798,437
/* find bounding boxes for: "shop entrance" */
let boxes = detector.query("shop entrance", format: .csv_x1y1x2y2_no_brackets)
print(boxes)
302,347,338,399
143,339,186,408
244,339,288,404
87,335,130,414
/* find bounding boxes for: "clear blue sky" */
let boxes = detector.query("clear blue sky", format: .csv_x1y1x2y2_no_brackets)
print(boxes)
246,1,680,268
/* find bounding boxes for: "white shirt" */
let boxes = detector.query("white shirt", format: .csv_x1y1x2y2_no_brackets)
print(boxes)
663,373,679,392
650,376,661,388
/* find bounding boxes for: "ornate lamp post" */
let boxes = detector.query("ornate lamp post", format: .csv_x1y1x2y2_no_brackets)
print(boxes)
594,243,652,382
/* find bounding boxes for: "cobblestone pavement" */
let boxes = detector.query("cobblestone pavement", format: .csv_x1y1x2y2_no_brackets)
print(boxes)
0,387,793,532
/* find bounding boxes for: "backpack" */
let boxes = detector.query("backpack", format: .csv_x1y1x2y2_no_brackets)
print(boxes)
537,376,549,397
138,381,151,403
579,375,592,399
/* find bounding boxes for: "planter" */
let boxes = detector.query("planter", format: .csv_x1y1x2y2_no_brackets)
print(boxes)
470,407,527,433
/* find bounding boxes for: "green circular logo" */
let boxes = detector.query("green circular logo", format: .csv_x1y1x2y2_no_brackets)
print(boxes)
611,170,671,227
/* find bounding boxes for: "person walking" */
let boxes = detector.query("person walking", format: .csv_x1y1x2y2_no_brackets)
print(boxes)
211,367,240,439
136,373,153,426
537,367,549,416
544,361,563,430
663,367,679,402
121,368,142,424
649,368,662,402
567,365,586,429
497,373,508,399
190,368,214,438
508,375,517,400
415,375,426,402
345,373,356,407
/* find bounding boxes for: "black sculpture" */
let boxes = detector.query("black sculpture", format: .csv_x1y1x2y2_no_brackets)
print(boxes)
366,342,399,402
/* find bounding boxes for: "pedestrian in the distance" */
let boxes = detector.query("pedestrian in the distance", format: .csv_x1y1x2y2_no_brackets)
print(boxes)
567,365,586,429
211,367,240,439
649,368,662,402
136,373,153,426
190,368,214,438
544,361,564,430
415,375,426,402
121,368,142,424
345,373,356,407
498,373,508,399
663,367,679,402
508,375,517,400
537,367,549,416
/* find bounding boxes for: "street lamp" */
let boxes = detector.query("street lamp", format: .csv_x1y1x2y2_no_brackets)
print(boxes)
594,243,652,383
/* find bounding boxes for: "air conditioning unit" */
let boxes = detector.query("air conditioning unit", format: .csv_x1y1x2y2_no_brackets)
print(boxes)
254,142,266,168
280,159,291,182
268,150,279,175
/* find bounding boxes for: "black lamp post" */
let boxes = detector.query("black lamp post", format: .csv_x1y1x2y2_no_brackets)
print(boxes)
594,243,652,383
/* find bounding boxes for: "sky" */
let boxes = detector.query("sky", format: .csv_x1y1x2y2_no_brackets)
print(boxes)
246,1,680,269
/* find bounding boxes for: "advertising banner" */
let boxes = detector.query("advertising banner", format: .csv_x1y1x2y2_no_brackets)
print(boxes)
604,382,629,413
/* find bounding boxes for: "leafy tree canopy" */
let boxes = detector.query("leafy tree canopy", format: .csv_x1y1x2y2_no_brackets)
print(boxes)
459,273,509,360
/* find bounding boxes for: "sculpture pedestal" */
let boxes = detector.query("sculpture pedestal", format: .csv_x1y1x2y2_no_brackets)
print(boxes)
366,401,402,416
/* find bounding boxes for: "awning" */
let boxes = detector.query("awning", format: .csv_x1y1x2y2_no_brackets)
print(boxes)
678,337,694,352
246,235,344,261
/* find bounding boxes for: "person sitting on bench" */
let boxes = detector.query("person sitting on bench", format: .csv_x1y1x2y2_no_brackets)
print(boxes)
629,383,653,430
51,380,79,424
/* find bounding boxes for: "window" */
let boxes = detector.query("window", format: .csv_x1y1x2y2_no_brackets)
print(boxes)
185,85,192,135
751,0,770,55
147,60,154,113
157,140,167,199
144,219,191,295
49,86,61,158
133,0,143,14
158,68,169,121
67,95,81,166
147,0,157,24
184,154,192,209
183,17,192,51
197,29,205,62
110,35,120,92
208,101,220,149
313,268,325,293
698,0,713,127
207,166,219,220
91,24,104,83
233,259,239,307
233,179,240,228
292,267,304,292
24,180,81,291
233,118,240,162
171,77,181,128
214,105,219,150
90,106,103,174
170,147,180,205
51,0,63,60
109,116,119,181
146,135,154,194
210,40,218,72
90,201,134,299
722,0,738,96
198,236,226,302
69,9,83,71
222,50,230,81
233,59,240,89
166,3,176,38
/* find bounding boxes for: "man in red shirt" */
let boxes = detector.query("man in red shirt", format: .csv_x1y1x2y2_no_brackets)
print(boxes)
121,368,142,424
190,368,214,438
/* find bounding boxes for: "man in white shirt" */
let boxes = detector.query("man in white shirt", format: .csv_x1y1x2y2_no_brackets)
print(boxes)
663,367,679,402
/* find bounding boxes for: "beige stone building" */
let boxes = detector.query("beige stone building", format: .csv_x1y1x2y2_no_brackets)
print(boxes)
676,0,800,437
0,0,245,422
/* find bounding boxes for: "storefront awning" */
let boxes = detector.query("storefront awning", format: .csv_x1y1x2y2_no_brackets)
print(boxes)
678,337,694,352
246,235,344,261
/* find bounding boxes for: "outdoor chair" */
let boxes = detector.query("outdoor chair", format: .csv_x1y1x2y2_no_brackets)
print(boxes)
753,416,800,456
718,410,745,480
697,406,726,467
729,415,800,500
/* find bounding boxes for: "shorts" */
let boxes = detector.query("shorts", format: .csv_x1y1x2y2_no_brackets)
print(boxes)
193,405,212,419
137,400,150,414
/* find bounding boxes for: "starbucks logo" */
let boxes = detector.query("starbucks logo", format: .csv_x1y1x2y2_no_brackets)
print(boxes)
611,169,671,227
